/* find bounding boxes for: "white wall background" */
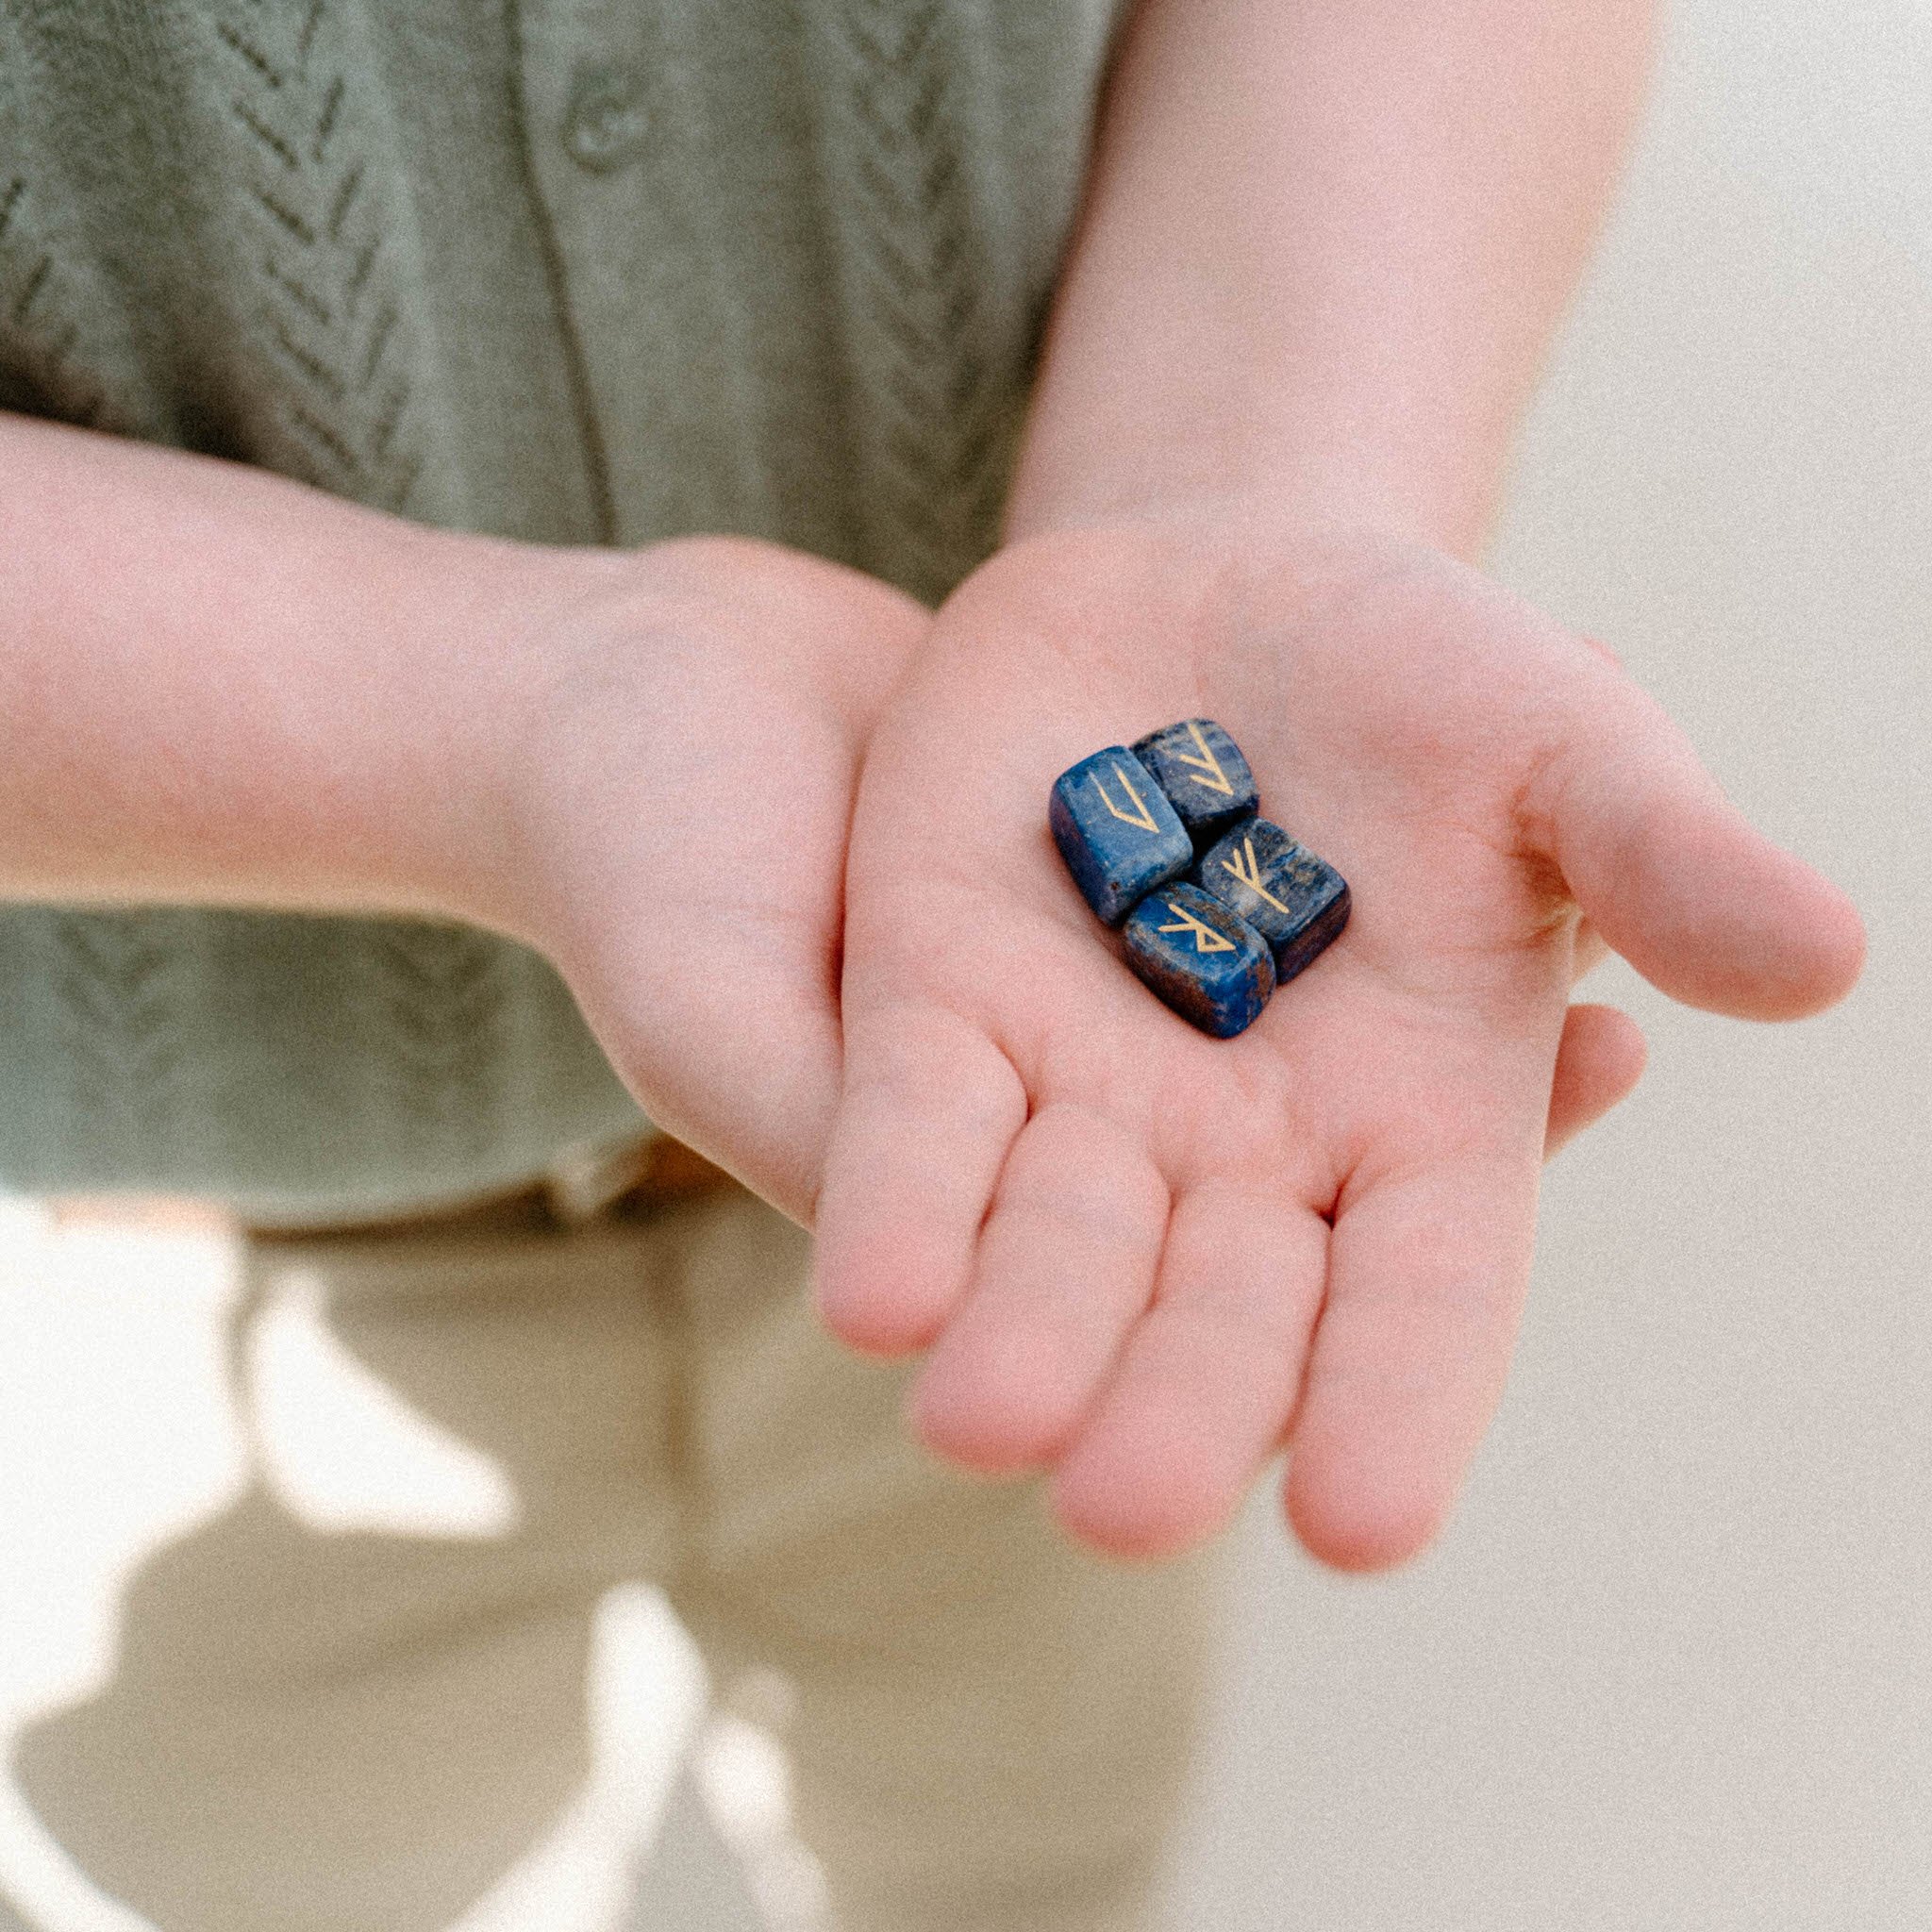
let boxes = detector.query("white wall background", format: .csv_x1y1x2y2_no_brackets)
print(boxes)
1163,1,1932,1924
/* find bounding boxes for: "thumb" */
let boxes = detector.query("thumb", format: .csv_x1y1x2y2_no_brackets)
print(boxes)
1532,670,1865,1022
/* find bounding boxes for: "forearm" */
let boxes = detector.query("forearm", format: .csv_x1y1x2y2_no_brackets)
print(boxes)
0,413,539,925
1003,0,1657,558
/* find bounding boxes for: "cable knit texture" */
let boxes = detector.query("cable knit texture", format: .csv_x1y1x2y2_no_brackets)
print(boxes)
0,0,1130,1219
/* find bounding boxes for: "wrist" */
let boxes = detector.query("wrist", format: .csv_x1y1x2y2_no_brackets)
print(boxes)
983,487,1453,620
1000,447,1491,566
0,418,597,930
373,529,639,948
438,530,841,958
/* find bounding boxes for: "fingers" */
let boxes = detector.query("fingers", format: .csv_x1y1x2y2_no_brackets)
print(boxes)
571,941,845,1228
909,1104,1170,1474
1283,1141,1541,1573
1037,1000,1640,1564
1051,1182,1328,1559
1544,1002,1647,1158
811,1005,1027,1357
1535,676,1864,1021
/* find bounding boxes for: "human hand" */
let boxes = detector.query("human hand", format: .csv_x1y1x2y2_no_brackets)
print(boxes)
810,515,1864,1569
0,420,917,1224
466,534,928,1224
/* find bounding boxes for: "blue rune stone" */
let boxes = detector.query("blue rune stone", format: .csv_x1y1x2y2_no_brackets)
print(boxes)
1121,882,1274,1038
1049,746,1193,926
1194,818,1351,983
1130,718,1258,845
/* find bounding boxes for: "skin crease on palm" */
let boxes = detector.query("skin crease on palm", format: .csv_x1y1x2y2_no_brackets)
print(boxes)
810,512,1867,1576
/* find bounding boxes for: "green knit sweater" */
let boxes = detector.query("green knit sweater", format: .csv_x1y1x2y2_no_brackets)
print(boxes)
0,0,1130,1221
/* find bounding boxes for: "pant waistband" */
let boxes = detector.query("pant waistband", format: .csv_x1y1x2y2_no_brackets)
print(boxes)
44,1137,737,1242
241,1136,737,1242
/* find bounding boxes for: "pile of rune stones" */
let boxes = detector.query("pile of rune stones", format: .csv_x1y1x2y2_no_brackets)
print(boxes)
1048,719,1350,1038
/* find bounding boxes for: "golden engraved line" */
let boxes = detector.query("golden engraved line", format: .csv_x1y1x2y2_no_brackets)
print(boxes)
1156,900,1238,954
1221,836,1291,915
1091,762,1159,833
1171,720,1234,795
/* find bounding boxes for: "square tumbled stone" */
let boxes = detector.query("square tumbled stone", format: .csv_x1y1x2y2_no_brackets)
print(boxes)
1050,746,1193,926
1130,719,1258,844
1122,882,1274,1037
1194,818,1350,983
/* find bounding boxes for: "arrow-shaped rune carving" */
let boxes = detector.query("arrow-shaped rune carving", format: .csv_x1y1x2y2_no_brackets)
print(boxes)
1171,720,1234,795
1157,900,1237,954
1091,763,1159,832
1220,836,1291,914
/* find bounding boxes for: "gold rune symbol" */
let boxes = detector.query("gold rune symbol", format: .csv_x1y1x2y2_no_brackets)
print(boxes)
1157,900,1237,954
1171,720,1234,796
1220,836,1291,915
1091,762,1159,833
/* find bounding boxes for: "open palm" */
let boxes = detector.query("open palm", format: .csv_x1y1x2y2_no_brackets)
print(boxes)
812,519,1863,1569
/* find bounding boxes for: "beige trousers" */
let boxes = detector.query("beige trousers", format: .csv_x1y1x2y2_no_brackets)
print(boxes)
10,1186,1225,1932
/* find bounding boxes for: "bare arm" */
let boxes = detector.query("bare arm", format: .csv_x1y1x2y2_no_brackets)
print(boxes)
1005,0,1657,554
0,410,929,1217
0,412,544,924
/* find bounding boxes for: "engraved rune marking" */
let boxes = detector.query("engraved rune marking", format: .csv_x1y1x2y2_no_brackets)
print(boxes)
1157,901,1237,954
1171,720,1234,795
1091,763,1159,833
1220,836,1291,915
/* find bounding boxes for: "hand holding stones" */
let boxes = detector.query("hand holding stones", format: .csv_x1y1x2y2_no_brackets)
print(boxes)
1050,719,1349,1036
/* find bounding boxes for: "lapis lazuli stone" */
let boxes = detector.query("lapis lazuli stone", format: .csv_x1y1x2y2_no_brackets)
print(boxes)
1121,882,1274,1037
1130,718,1258,845
1050,746,1193,926
1194,818,1350,983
